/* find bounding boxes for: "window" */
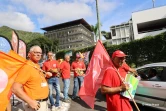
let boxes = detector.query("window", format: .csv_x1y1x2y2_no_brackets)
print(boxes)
112,29,116,36
137,18,166,34
122,38,126,42
137,67,164,81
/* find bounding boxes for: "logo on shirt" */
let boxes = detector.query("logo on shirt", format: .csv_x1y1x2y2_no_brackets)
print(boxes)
53,64,57,67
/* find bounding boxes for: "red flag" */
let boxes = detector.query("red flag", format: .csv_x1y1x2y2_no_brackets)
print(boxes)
79,40,111,109
0,50,27,111
18,39,27,58
11,30,19,53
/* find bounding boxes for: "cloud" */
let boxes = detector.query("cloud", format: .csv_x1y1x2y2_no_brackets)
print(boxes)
0,0,121,31
0,11,35,31
11,0,120,26
99,0,119,12
11,0,93,26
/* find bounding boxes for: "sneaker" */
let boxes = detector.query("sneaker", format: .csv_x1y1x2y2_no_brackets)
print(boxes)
51,106,61,111
62,102,70,109
63,98,70,103
51,106,56,111
55,106,61,111
71,96,77,100
58,105,68,111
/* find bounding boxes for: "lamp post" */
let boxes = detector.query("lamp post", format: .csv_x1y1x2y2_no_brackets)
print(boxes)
95,0,102,41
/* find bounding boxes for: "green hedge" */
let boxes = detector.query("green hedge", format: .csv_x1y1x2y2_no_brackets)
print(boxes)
56,31,166,67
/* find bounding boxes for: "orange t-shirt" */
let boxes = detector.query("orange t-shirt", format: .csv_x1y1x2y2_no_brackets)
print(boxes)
14,60,49,100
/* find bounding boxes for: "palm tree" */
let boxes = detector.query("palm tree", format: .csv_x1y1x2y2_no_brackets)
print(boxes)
101,31,111,39
91,24,98,42
91,22,103,42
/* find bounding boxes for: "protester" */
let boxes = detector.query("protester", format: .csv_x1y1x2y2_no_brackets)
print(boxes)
101,50,133,111
71,53,86,99
42,51,61,111
12,45,52,111
59,55,71,103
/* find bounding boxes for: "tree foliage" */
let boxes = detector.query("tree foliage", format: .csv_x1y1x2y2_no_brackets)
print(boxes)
101,31,111,39
0,26,58,54
27,37,58,54
0,26,44,43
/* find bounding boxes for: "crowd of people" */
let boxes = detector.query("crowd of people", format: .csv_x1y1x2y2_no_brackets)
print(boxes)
6,45,137,111
8,45,86,111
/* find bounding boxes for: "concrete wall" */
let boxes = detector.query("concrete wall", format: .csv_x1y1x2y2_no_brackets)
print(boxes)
132,6,166,39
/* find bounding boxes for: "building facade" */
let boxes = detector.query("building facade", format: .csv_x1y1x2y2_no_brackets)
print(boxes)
107,5,166,45
132,5,166,40
109,21,133,45
42,19,94,51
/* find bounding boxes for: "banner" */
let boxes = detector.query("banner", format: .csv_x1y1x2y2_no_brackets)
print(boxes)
11,30,19,53
79,40,111,109
18,39,26,58
82,51,90,65
120,74,139,99
0,36,12,53
0,50,27,111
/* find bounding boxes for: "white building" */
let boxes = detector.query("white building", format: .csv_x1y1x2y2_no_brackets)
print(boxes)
109,21,133,45
132,5,166,40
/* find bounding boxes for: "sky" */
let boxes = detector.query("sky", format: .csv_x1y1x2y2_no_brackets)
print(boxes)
0,0,166,33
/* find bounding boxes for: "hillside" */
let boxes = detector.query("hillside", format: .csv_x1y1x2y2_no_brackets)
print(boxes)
0,26,44,43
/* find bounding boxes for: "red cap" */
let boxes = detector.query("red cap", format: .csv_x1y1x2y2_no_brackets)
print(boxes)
112,50,127,58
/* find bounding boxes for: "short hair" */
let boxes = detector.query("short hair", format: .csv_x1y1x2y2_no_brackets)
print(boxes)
150,68,157,75
64,54,70,59
29,45,42,52
47,51,53,55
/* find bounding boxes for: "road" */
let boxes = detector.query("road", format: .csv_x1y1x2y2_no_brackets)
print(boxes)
11,74,164,111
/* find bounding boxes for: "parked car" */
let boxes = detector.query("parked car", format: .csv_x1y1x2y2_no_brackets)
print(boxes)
134,62,166,110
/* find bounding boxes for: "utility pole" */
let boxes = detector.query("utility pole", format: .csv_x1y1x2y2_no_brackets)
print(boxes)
95,0,102,41
152,0,155,8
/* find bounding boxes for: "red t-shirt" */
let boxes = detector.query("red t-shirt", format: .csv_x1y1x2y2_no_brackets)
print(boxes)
101,61,132,111
59,61,70,79
71,61,86,77
42,60,59,76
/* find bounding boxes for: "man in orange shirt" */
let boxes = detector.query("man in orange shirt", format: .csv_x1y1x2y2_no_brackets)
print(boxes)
6,102,11,111
71,53,86,99
42,51,61,111
59,55,71,103
12,45,52,111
